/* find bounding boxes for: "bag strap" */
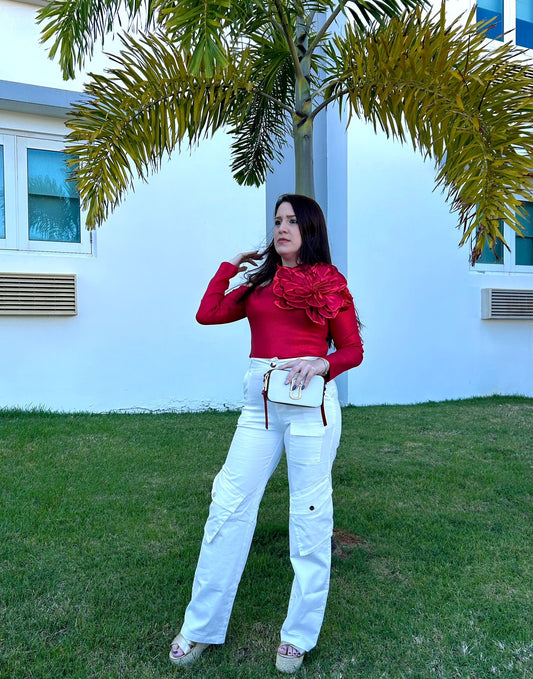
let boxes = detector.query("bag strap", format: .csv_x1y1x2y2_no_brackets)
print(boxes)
262,388,269,429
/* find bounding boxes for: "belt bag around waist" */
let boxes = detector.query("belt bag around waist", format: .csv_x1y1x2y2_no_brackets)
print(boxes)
262,369,327,429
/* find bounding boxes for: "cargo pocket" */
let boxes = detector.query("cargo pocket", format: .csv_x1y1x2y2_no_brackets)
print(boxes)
288,420,325,465
289,477,333,556
204,468,246,543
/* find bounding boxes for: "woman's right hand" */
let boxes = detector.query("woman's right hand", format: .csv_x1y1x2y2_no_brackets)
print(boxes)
229,251,262,272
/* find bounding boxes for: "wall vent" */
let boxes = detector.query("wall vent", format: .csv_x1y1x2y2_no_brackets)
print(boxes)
481,288,533,320
0,273,77,316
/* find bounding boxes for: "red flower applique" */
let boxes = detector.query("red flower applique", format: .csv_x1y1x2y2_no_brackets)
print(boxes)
272,263,353,325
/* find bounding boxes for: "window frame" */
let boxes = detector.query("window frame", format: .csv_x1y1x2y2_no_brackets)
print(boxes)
470,1,533,273
0,138,4,240
0,133,17,250
0,131,91,255
515,0,533,49
476,0,505,41
474,0,533,50
472,219,533,274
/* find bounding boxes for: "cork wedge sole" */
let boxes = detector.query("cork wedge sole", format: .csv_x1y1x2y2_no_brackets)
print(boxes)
275,643,305,674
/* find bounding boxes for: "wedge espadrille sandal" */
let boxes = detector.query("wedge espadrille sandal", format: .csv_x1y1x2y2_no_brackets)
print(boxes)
169,632,210,666
275,643,305,674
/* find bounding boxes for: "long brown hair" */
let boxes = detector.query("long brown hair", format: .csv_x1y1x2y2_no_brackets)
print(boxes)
239,194,332,300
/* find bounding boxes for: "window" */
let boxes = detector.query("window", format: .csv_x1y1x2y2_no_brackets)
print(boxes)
515,202,533,265
477,0,504,40
478,230,505,264
0,133,90,255
477,0,533,49
0,144,5,239
516,0,533,48
475,202,533,271
27,148,80,244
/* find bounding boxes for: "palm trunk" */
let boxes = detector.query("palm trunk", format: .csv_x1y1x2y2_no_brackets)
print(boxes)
293,18,315,199
294,97,315,199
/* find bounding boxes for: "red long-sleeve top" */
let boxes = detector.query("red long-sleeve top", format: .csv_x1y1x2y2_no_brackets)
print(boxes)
196,262,363,380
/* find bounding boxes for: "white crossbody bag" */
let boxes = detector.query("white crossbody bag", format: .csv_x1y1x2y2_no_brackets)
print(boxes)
262,369,327,429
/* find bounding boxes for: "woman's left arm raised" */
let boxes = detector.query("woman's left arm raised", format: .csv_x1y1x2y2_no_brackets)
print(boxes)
196,252,261,325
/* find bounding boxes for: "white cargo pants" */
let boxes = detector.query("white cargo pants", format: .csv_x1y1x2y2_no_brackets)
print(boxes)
180,357,342,652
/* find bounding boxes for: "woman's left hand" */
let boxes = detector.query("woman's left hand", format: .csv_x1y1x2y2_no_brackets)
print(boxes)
278,358,328,390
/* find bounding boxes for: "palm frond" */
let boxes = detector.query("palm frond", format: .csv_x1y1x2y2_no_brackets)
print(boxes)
230,36,295,185
321,6,533,262
65,29,254,227
37,0,169,79
249,26,297,97
344,0,428,31
160,0,236,76
230,93,291,186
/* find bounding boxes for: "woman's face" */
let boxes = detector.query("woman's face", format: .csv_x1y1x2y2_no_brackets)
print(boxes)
274,201,302,267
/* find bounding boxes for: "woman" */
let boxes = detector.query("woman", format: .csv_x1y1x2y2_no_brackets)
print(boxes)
169,194,363,674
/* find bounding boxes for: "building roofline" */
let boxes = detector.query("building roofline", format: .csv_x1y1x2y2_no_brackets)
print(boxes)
0,80,86,118
9,0,47,7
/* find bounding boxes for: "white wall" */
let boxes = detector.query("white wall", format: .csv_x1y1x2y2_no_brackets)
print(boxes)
0,0,267,412
346,118,533,405
0,117,265,413
0,0,111,90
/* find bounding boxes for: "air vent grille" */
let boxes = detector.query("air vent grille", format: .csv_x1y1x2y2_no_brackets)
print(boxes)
0,273,77,316
481,288,533,319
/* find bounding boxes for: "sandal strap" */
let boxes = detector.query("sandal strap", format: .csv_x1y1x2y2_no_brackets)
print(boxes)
278,643,305,658
171,632,194,656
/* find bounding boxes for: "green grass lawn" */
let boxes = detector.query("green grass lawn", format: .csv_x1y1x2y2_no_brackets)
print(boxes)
0,396,532,679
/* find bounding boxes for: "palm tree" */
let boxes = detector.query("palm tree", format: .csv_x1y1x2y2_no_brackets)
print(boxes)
38,0,533,261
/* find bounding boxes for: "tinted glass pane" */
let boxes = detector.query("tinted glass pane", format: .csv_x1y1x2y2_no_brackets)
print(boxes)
0,145,5,239
516,19,533,48
516,237,533,265
517,0,533,45
477,0,504,40
27,149,80,243
515,202,533,265
517,0,533,22
478,236,504,264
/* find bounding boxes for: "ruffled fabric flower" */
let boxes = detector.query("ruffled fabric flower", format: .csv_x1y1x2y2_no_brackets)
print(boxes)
272,263,353,325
